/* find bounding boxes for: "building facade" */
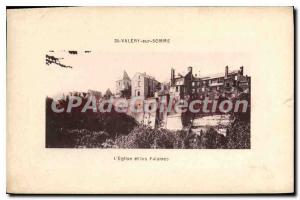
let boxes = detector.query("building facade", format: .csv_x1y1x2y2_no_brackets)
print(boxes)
169,66,194,99
131,72,160,99
115,71,131,98
170,66,251,100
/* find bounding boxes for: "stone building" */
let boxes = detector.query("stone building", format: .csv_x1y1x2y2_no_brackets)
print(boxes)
131,72,160,98
169,66,194,99
115,71,131,98
193,66,251,99
170,66,251,100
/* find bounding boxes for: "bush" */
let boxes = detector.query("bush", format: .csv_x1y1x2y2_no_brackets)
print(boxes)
46,97,138,147
113,125,227,149
46,92,250,149
226,119,250,149
46,128,110,148
226,92,251,149
196,128,227,149
114,125,176,148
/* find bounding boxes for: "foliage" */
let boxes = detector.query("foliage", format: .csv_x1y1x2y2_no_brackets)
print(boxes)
114,125,176,148
46,96,137,147
113,125,227,149
226,119,250,149
45,91,250,149
46,128,110,148
226,92,251,148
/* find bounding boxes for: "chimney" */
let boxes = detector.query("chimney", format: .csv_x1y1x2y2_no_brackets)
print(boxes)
188,66,193,74
225,66,229,78
240,66,244,75
171,68,175,86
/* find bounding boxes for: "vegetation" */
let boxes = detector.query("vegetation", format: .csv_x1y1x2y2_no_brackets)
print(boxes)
46,96,137,148
46,92,250,149
113,125,227,149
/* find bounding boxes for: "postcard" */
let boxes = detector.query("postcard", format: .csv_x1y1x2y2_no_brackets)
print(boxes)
7,7,294,194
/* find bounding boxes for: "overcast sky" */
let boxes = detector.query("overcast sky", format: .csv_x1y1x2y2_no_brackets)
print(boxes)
46,50,252,98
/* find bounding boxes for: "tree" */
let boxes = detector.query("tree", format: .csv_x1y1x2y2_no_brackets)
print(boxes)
104,88,112,99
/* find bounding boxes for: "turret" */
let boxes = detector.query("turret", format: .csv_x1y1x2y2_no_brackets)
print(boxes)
171,68,175,86
240,66,244,75
225,65,229,79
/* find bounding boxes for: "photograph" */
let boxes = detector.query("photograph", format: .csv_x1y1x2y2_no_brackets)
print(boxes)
6,6,294,194
46,50,251,149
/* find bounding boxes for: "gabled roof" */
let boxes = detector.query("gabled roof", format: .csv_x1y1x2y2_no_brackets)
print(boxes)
123,71,130,80
175,70,191,78
117,70,131,81
105,88,112,96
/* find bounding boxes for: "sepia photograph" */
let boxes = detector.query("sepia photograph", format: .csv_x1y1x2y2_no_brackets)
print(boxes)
6,6,294,194
46,50,251,149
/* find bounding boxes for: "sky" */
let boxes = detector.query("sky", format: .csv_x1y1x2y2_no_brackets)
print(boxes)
46,50,252,98
38,7,260,99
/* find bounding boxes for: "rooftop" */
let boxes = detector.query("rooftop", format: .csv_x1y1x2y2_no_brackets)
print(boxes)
199,70,240,80
134,72,157,81
116,70,131,81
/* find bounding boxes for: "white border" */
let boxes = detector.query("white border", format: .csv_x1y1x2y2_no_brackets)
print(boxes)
1,0,298,199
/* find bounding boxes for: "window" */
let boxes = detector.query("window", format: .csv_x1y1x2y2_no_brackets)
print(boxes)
138,81,141,87
192,82,195,86
233,80,236,86
137,91,140,96
176,86,179,92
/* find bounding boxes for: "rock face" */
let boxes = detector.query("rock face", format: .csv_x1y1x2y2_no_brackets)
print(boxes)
166,114,183,130
192,114,231,136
